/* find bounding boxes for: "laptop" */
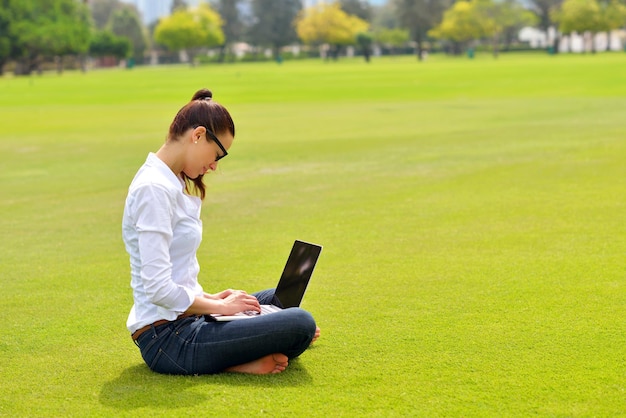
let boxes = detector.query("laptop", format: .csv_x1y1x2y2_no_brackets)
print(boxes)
211,240,322,321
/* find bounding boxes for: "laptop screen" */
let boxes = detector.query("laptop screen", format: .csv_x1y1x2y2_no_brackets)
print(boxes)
274,240,322,308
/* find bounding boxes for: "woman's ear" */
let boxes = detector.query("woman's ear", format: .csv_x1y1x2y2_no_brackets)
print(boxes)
192,126,206,142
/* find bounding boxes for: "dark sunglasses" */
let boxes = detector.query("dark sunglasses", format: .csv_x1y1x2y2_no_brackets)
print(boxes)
202,127,228,161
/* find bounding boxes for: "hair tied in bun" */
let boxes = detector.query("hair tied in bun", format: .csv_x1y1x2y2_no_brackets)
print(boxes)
191,88,213,101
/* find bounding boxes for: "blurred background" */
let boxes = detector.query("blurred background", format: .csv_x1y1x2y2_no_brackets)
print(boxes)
1,0,625,76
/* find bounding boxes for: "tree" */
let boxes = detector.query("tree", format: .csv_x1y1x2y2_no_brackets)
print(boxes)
248,0,302,61
0,3,12,75
393,0,453,61
171,0,187,13
49,1,91,73
340,0,372,21
375,28,410,55
598,0,626,50
498,0,539,51
369,0,407,55
154,4,224,65
296,2,369,59
474,0,537,57
356,31,373,61
215,0,244,62
553,0,626,53
89,30,131,61
108,6,148,63
429,0,486,54
90,0,124,30
527,0,564,52
6,0,92,75
371,0,401,30
552,0,605,52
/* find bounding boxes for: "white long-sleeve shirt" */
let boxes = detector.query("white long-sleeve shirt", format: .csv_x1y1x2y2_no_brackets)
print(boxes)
123,153,204,333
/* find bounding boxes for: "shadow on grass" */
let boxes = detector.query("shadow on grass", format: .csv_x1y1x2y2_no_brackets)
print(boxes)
99,359,313,411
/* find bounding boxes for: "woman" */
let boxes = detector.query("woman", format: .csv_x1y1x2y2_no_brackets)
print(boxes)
122,88,319,375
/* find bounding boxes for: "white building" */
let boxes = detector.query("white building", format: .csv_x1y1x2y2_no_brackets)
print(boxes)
519,26,624,52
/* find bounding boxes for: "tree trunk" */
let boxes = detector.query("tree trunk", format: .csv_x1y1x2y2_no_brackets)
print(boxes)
188,48,197,66
590,32,597,54
414,30,423,61
56,56,63,74
272,44,281,63
15,57,38,76
452,42,463,56
492,35,499,59
552,33,560,54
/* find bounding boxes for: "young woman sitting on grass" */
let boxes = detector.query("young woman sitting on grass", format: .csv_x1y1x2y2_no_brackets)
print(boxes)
122,88,319,375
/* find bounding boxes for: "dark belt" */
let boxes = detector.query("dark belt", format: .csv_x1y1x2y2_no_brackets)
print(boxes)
131,313,197,341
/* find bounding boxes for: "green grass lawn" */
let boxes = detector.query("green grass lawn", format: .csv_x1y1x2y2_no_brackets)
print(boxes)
1,52,625,417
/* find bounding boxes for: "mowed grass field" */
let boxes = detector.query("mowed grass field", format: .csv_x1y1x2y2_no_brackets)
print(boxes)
1,52,625,416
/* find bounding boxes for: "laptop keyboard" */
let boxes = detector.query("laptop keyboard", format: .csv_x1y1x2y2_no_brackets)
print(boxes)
243,305,282,316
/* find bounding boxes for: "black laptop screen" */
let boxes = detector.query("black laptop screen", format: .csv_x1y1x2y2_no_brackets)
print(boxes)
274,240,322,308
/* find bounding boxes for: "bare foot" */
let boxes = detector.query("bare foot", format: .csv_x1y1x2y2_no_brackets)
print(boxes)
225,353,288,375
311,327,321,344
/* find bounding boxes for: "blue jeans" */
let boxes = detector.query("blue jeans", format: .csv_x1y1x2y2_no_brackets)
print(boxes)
134,289,317,375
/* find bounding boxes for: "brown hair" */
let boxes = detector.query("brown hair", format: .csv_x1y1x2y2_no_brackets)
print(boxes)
168,88,235,200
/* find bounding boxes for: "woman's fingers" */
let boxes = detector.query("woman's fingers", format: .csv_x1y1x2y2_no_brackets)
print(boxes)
222,291,260,314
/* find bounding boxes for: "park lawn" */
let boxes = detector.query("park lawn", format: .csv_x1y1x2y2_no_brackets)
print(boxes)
0,52,625,417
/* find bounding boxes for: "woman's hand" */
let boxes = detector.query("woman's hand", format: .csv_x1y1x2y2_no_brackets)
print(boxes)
189,290,260,316
217,290,260,315
203,290,233,300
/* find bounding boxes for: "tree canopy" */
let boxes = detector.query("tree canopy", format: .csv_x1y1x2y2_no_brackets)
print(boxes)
2,0,626,75
553,0,626,35
474,0,537,56
154,4,224,55
1,0,91,74
89,30,131,59
375,27,410,51
393,0,453,60
108,6,148,62
248,0,302,59
429,0,536,56
296,2,369,51
429,0,486,44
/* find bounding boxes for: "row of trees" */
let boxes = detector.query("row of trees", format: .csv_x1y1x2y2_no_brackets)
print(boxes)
430,0,537,57
429,0,626,56
553,0,626,51
0,0,136,74
1,0,626,75
152,0,537,63
153,0,626,62
153,1,373,63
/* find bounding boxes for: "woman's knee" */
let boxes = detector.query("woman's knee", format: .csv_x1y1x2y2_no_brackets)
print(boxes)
286,308,316,334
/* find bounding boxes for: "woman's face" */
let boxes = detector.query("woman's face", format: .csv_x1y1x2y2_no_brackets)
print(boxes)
184,128,234,179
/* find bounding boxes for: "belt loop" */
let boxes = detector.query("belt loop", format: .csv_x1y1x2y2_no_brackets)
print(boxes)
150,323,158,338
